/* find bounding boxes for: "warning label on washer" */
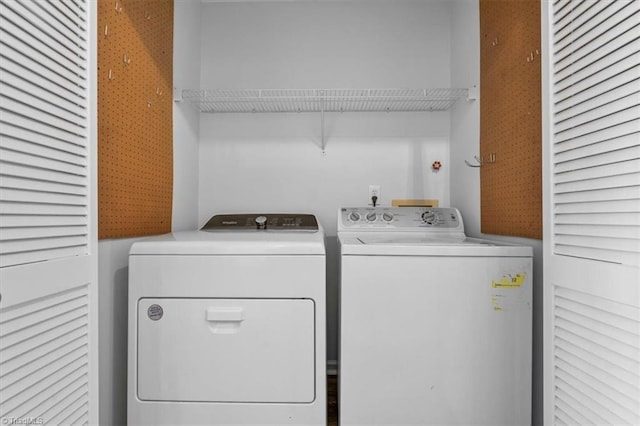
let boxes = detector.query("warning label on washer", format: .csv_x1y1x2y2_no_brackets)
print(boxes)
492,273,526,288
491,273,529,312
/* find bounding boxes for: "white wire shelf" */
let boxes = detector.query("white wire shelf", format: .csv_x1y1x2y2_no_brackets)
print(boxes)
181,88,471,113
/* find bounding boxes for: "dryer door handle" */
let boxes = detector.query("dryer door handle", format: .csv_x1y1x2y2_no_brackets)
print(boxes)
206,307,244,322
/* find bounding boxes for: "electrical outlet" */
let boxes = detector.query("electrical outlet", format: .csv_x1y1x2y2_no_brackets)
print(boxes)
368,185,381,206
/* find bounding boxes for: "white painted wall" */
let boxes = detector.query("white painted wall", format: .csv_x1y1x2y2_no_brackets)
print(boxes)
197,0,454,361
449,1,543,424
98,2,201,425
173,0,201,231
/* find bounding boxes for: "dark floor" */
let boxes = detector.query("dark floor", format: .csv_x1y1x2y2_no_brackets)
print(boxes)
328,375,337,426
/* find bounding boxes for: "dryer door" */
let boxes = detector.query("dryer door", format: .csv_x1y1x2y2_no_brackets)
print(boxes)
137,298,315,403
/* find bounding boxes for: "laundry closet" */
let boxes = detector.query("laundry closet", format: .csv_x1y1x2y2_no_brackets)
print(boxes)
1,0,547,424
97,1,546,424
2,0,639,424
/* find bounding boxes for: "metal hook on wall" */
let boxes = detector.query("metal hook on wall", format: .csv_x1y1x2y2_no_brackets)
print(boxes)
526,49,540,63
464,153,496,168
115,0,123,13
464,155,483,168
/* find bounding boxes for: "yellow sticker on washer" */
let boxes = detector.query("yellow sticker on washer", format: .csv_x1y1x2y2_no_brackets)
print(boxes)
492,273,526,288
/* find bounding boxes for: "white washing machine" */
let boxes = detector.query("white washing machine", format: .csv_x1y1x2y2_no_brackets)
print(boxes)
127,213,326,426
338,207,533,426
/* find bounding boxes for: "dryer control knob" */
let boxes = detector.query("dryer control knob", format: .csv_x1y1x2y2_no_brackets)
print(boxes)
382,212,394,222
255,216,268,229
349,212,361,222
366,212,377,222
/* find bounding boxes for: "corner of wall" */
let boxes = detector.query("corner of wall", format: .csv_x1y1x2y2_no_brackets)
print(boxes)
449,0,481,237
172,0,202,231
449,3,543,424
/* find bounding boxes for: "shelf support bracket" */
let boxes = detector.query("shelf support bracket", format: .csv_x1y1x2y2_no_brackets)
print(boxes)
320,95,326,153
320,91,325,155
173,87,183,102
467,85,478,101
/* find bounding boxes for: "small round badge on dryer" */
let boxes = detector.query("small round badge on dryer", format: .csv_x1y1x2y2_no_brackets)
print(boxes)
147,304,163,321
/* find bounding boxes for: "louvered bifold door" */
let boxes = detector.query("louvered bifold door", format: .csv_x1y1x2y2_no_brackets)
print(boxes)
544,0,640,425
0,0,98,425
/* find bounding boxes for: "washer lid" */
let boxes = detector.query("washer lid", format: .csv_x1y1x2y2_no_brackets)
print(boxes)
130,229,325,256
339,233,532,257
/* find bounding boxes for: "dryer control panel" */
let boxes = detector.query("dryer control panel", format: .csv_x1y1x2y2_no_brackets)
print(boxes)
202,213,319,232
338,207,463,232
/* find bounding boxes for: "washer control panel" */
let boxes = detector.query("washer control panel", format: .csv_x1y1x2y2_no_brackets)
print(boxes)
339,207,462,231
202,214,318,231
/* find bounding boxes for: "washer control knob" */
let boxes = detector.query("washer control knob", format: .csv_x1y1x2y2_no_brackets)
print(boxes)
366,212,377,222
382,212,394,222
421,211,437,225
349,212,361,222
255,215,268,229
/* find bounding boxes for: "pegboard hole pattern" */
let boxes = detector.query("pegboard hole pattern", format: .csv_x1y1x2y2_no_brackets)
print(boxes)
479,0,542,240
98,0,174,239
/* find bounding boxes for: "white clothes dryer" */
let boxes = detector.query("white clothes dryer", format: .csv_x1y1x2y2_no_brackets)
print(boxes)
338,207,533,426
128,214,326,425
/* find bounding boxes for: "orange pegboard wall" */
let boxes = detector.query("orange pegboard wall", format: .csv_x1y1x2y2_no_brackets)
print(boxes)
479,0,542,240
98,0,174,239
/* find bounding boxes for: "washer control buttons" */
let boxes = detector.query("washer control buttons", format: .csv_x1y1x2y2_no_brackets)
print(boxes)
366,212,378,222
349,212,361,222
382,212,394,222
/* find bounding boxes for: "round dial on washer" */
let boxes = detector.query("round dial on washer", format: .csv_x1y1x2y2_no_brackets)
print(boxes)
366,212,377,222
349,212,361,222
382,212,394,222
255,215,268,229
421,211,437,225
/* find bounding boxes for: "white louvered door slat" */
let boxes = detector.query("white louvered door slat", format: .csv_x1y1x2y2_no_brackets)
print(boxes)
1,137,87,164
0,0,98,424
544,0,640,425
0,82,87,124
554,1,629,56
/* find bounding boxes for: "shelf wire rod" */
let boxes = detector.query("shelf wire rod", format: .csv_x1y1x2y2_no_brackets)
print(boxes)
321,95,325,153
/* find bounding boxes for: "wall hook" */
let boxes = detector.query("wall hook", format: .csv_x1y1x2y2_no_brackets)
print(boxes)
526,50,539,63
465,155,482,168
123,54,131,65
464,153,496,168
145,11,151,20
108,69,115,81
104,24,109,37
156,88,163,96
115,1,123,13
